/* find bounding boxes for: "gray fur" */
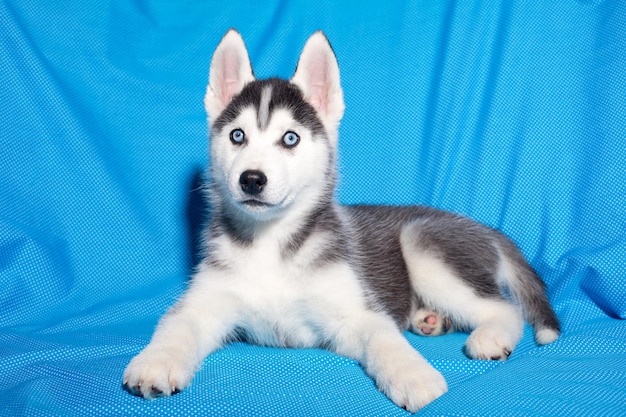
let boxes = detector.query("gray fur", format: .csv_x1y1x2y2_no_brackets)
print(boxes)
343,206,421,326
257,85,272,130
280,201,348,267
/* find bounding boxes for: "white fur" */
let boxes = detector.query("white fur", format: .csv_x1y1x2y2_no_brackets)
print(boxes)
125,226,448,410
535,328,559,345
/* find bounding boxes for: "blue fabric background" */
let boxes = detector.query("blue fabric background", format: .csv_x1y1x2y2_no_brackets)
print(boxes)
1,1,625,415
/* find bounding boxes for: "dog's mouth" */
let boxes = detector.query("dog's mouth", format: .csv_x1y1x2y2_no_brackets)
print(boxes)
240,199,274,209
237,197,291,218
239,198,276,213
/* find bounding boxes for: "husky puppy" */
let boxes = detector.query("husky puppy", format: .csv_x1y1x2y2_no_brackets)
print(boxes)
123,30,560,412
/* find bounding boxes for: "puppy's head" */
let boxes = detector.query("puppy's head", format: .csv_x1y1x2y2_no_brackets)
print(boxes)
204,30,344,221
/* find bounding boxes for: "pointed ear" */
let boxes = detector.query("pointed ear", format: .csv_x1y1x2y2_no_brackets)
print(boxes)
204,29,255,122
291,32,344,128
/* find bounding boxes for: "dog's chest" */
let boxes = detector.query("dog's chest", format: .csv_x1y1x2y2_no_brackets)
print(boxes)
217,240,365,348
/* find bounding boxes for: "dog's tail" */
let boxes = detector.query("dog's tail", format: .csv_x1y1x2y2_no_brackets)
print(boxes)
498,237,560,345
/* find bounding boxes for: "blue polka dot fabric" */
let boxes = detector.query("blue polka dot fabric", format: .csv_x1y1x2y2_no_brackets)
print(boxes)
1,1,625,415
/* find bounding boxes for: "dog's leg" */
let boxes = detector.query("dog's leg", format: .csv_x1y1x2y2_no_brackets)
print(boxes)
123,269,238,399
460,300,523,360
331,312,447,412
400,224,524,360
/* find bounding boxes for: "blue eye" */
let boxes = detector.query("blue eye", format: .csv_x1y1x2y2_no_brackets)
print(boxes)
282,131,300,148
230,128,245,144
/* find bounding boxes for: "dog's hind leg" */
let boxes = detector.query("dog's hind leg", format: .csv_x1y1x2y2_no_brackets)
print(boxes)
400,220,524,360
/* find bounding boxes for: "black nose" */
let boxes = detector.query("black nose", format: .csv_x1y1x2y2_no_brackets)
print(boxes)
239,170,267,195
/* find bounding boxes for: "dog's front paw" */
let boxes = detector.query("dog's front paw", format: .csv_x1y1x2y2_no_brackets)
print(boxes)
123,346,197,399
411,309,454,336
375,356,448,412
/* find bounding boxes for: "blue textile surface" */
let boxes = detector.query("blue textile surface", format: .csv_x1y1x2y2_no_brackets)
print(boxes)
1,1,625,415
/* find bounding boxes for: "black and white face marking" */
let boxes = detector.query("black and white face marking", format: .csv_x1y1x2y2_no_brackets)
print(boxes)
205,30,344,227
210,78,332,222
212,78,325,137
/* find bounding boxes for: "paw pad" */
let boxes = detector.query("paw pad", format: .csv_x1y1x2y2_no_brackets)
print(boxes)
411,310,454,337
